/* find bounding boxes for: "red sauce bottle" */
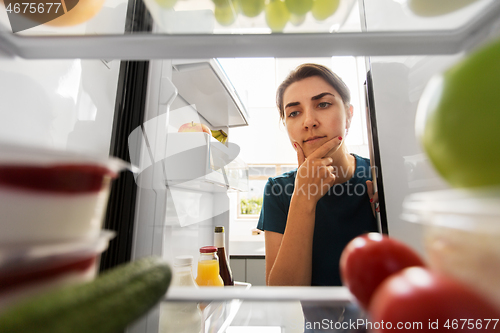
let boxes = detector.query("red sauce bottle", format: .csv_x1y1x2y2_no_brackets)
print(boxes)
214,226,234,286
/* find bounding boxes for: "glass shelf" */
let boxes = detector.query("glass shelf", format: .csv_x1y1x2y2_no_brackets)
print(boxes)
0,0,499,59
171,59,249,128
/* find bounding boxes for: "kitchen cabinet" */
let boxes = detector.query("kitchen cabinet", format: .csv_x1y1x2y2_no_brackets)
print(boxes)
230,257,266,286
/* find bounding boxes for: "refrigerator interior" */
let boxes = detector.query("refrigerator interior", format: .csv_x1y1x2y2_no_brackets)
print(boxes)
1,0,500,332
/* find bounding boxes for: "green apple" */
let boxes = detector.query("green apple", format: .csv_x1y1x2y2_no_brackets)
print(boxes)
419,37,500,188
154,0,177,9
311,0,339,21
265,0,290,33
285,0,312,15
408,0,479,17
238,0,265,18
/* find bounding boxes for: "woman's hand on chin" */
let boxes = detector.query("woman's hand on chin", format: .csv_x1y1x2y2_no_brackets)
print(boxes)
293,136,342,204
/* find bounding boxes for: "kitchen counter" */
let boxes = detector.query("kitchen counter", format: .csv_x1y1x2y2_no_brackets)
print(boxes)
229,233,265,257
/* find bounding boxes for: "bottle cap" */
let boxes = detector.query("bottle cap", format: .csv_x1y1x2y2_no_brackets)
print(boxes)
174,255,193,266
214,226,224,233
199,246,218,253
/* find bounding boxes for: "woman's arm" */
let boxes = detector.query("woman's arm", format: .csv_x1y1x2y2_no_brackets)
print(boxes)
265,137,342,286
266,193,317,285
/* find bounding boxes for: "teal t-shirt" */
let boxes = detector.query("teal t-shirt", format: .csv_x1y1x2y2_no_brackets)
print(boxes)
257,154,378,286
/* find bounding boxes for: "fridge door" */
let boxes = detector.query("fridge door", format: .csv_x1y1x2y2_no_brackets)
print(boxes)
362,0,500,255
128,56,249,333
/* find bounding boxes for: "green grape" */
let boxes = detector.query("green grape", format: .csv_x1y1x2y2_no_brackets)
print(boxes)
215,3,238,26
265,0,290,32
311,0,339,21
289,13,306,26
408,0,479,17
285,0,312,15
154,0,178,9
238,0,265,17
212,0,232,7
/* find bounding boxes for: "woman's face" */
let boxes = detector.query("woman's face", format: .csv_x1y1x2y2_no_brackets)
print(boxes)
283,76,353,158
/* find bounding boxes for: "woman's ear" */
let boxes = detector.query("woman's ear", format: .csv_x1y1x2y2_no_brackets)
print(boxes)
345,104,354,130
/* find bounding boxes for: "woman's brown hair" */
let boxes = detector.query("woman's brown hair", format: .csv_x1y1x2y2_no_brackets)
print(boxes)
276,63,351,124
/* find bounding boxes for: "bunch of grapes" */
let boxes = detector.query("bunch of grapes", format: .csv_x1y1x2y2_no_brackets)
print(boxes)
212,0,341,32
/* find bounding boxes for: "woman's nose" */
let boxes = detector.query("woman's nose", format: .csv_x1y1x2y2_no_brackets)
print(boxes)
303,110,318,129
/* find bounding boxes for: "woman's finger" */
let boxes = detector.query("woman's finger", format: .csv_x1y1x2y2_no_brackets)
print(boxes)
366,180,374,198
366,180,379,204
294,142,305,167
308,136,342,160
322,157,334,166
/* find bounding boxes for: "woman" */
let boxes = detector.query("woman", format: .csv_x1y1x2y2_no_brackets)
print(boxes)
257,63,378,286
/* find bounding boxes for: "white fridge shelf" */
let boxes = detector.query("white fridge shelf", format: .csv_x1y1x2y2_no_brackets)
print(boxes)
171,59,249,128
1,0,500,59
165,286,353,304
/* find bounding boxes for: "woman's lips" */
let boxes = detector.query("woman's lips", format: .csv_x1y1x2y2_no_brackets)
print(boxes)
304,136,326,144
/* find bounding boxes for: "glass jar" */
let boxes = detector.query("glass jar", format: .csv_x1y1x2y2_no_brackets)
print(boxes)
195,246,224,287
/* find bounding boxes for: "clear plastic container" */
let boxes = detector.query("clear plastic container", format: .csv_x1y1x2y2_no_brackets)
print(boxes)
0,143,129,243
402,186,500,311
0,230,115,311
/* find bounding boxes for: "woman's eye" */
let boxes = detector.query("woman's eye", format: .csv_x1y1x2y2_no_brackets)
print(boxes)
318,102,331,108
288,111,299,118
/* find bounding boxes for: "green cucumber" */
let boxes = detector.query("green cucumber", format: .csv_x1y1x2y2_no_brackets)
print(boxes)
0,256,172,333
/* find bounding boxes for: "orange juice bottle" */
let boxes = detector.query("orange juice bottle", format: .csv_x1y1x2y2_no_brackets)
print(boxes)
195,246,224,287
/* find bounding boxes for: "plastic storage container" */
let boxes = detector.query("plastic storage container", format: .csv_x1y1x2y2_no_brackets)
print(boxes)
402,187,500,311
0,143,128,243
0,230,115,311
160,255,203,333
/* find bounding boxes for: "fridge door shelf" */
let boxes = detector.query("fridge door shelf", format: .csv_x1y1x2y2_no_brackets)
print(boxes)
164,132,245,193
226,157,249,193
1,0,500,59
171,59,249,128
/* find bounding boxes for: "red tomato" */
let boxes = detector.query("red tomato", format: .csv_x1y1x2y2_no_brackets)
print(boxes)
339,233,425,309
369,267,500,333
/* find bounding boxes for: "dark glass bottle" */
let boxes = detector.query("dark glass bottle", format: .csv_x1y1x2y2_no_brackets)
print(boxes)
214,226,234,286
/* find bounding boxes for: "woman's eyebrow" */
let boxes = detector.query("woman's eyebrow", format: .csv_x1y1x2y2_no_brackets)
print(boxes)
311,92,334,100
285,101,300,109
285,92,334,109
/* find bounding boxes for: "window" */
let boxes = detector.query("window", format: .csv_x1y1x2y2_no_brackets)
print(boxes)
237,163,297,219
